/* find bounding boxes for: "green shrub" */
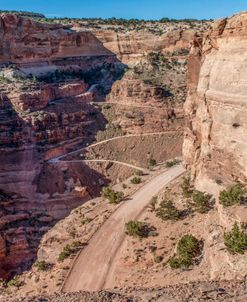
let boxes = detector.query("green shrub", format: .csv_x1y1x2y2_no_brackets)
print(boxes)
219,184,245,207
58,241,83,262
126,221,144,237
169,257,182,269
224,223,247,255
178,235,200,258
169,234,201,269
191,191,213,213
101,187,124,204
181,177,193,198
33,260,50,271
156,200,181,221
126,221,158,238
148,158,157,167
58,245,74,262
169,255,192,269
165,159,180,168
130,177,141,184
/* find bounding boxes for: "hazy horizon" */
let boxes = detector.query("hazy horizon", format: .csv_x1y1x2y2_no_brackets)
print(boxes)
1,0,247,20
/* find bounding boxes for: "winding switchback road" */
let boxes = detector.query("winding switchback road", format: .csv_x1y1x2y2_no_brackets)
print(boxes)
48,131,179,163
62,164,185,292
60,159,148,172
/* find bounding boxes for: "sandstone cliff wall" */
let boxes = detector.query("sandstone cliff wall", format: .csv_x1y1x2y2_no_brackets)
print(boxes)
93,29,194,64
183,13,247,193
0,14,112,64
0,14,206,279
0,14,121,279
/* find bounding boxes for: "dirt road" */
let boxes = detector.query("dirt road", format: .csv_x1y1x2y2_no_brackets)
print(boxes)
56,159,147,172
62,164,185,292
48,131,178,163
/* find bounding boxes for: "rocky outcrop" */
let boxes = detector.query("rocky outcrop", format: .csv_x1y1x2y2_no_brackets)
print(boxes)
107,77,184,134
182,14,247,282
8,82,88,112
183,12,247,193
0,14,208,280
100,49,187,134
0,14,123,279
93,29,194,64
3,280,247,302
86,24,201,135
75,19,210,135
0,14,112,64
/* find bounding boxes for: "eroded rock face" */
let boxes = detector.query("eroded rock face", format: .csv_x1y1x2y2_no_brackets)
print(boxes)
107,79,184,133
106,58,186,133
183,12,247,193
0,14,208,280
87,24,202,135
94,29,194,64
0,14,112,64
8,82,88,112
0,14,122,279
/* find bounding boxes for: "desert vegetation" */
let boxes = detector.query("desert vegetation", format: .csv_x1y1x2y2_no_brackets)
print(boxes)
219,183,246,207
169,234,202,269
58,241,85,262
224,223,247,255
33,260,51,272
156,199,181,221
125,221,157,238
130,176,142,184
179,177,214,213
181,176,193,198
165,158,180,168
5,276,24,289
148,158,157,168
190,191,214,214
101,187,124,204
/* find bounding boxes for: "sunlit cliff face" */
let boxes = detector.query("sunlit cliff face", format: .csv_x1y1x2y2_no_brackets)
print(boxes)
183,13,247,193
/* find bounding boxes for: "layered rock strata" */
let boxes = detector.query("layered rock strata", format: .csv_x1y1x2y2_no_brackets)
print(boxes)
0,14,112,64
0,13,208,279
0,14,122,279
183,12,247,193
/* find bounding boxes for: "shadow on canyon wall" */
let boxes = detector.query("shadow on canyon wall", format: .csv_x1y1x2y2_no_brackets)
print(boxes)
0,36,127,279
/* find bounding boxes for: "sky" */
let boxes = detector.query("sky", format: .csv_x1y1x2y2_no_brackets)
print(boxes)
1,0,247,20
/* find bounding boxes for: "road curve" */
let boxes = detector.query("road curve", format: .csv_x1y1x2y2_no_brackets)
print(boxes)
48,131,179,163
62,164,185,292
54,159,147,172
92,101,165,109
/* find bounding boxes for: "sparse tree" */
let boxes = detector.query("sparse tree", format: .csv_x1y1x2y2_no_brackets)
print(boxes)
219,184,246,207
224,223,247,255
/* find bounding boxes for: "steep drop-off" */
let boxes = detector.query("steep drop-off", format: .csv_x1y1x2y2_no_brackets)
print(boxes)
0,14,209,280
0,14,123,279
